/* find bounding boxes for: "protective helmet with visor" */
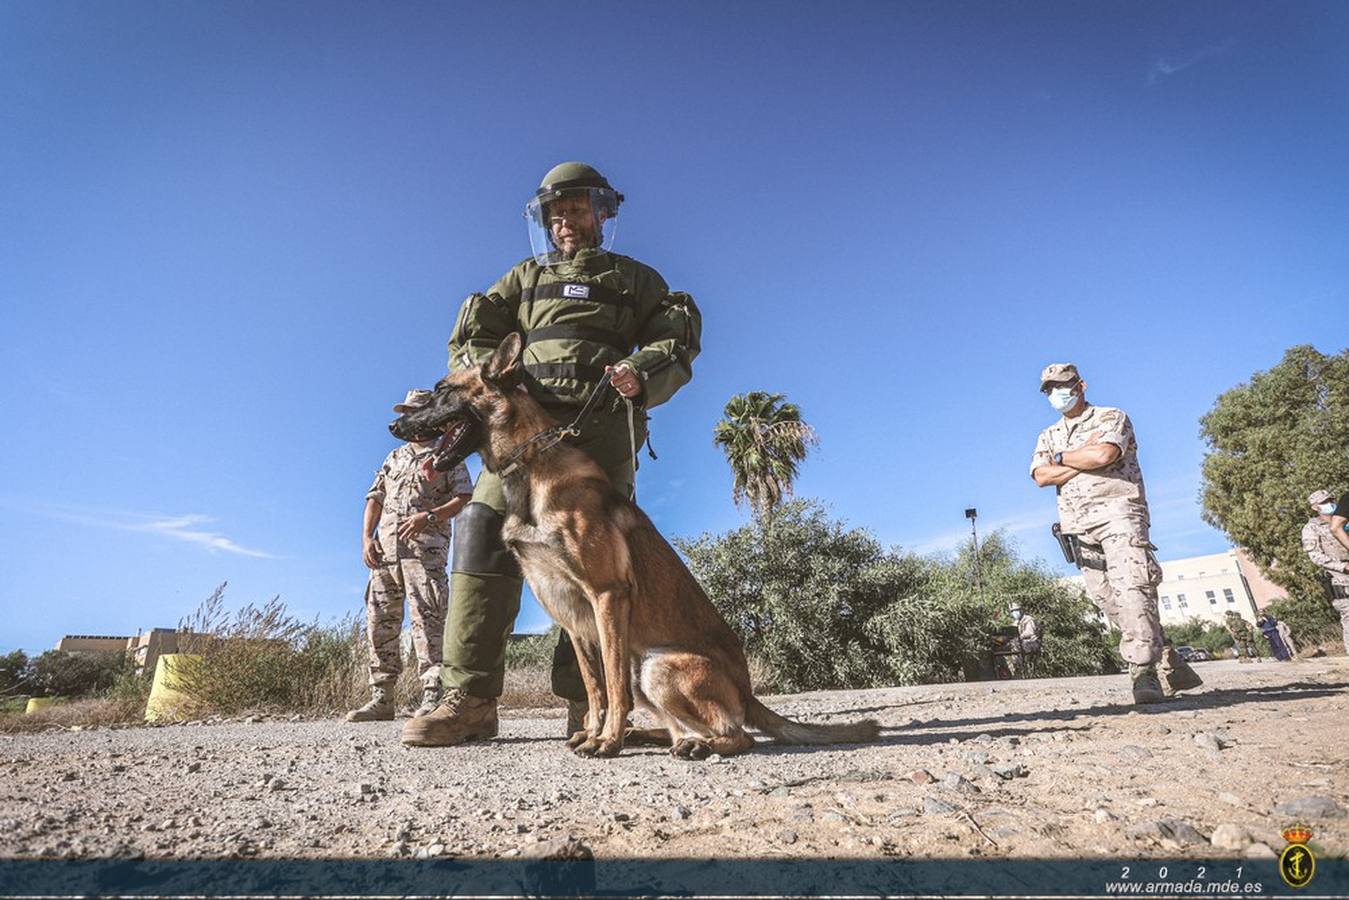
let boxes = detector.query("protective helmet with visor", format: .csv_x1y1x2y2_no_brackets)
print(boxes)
524,162,623,267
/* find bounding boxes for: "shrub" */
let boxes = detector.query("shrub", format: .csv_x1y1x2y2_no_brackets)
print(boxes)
507,627,562,670
1262,594,1343,653
677,499,1117,692
677,500,917,692
175,583,369,716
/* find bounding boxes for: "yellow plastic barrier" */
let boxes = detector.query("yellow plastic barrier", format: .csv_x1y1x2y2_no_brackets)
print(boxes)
25,697,61,714
144,654,203,723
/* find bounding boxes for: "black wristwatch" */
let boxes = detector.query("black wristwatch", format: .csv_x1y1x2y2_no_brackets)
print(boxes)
1053,452,1064,466
425,509,439,526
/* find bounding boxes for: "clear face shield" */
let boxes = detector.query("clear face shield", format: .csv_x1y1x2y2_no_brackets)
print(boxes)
524,187,620,267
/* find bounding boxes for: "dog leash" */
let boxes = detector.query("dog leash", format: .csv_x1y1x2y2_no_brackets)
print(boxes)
498,378,616,478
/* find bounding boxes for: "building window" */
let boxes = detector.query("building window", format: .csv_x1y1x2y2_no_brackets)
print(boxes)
1206,590,1217,605
1177,593,1188,609
1224,588,1236,604
1161,596,1172,611
1177,574,1185,580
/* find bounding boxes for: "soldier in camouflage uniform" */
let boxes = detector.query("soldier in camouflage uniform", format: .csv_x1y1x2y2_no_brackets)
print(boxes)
1223,610,1259,661
348,389,475,722
402,162,701,747
1030,363,1203,704
1301,489,1349,653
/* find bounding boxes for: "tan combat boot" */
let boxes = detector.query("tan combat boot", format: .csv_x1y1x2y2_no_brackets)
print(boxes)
401,688,498,746
1159,647,1203,697
413,684,442,718
345,686,395,722
1129,664,1166,705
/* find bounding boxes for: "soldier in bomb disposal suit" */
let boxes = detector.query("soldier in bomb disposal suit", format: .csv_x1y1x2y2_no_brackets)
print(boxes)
1301,489,1349,654
348,389,474,722
1030,363,1203,704
401,162,701,748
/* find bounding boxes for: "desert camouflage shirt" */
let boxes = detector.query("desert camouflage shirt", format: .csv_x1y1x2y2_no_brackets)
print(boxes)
1301,517,1349,586
366,443,473,558
1030,404,1149,534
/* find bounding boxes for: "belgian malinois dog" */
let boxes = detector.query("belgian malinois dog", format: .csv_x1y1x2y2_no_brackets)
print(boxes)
391,334,879,759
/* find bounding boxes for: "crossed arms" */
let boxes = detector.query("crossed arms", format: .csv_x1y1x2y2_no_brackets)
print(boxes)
1031,431,1123,488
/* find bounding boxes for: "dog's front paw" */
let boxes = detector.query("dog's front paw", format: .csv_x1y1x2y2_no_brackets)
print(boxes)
572,736,622,758
565,729,590,750
671,737,713,761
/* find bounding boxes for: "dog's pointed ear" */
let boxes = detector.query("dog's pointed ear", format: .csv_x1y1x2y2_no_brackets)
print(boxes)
483,333,524,388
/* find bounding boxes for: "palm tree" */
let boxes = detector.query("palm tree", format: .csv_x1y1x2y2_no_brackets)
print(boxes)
713,391,818,517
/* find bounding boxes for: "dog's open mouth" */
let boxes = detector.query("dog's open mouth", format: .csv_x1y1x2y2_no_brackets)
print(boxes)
424,416,480,476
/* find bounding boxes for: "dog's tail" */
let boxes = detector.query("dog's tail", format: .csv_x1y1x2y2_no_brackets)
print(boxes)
744,697,880,745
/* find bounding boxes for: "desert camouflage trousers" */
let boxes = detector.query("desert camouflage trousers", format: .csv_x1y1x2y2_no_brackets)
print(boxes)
1073,517,1165,666
365,552,448,690
1332,596,1349,654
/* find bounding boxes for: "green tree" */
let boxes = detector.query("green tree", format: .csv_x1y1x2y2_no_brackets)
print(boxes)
712,391,818,517
29,650,128,697
0,650,30,696
1200,345,1349,604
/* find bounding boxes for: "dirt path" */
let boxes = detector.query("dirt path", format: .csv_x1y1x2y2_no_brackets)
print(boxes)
1,659,1345,862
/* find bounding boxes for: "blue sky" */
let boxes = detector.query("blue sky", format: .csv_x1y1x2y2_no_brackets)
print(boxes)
2,1,1347,654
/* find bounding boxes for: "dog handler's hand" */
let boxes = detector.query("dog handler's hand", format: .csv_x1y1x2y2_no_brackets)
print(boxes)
362,537,382,569
397,513,430,542
607,363,643,399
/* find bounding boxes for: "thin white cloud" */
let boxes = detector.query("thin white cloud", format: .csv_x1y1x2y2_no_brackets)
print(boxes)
1147,39,1237,85
4,500,278,559
137,515,276,558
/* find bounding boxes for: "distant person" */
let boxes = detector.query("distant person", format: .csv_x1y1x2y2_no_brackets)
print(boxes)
1301,489,1349,654
1276,617,1298,658
1224,610,1259,662
1012,605,1042,654
1005,605,1042,677
1256,615,1291,661
348,389,474,722
1030,363,1202,703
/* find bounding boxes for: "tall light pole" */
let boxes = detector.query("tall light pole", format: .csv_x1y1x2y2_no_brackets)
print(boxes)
965,507,982,598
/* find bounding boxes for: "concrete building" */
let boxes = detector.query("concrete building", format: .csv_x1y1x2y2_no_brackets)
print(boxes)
54,634,132,655
1154,551,1261,627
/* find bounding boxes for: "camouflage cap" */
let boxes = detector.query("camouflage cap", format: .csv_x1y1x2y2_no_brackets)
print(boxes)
1039,362,1080,390
392,389,434,413
1308,489,1334,507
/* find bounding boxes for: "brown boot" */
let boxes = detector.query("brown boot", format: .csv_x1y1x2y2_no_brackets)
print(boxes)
1159,647,1203,697
345,686,394,722
401,688,498,747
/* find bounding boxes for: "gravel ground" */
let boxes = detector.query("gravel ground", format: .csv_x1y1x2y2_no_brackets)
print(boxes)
1,658,1345,861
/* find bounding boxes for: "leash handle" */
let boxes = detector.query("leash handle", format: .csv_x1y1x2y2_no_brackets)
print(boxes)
567,376,615,433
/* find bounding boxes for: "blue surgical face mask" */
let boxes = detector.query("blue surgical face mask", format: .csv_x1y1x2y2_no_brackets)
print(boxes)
1320,502,1337,515
1011,609,1023,620
1048,387,1078,412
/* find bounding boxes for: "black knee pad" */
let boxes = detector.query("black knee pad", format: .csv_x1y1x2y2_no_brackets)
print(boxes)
451,502,522,577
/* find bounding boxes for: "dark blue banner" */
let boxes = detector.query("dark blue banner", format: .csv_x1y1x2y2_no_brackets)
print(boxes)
2,857,1346,898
